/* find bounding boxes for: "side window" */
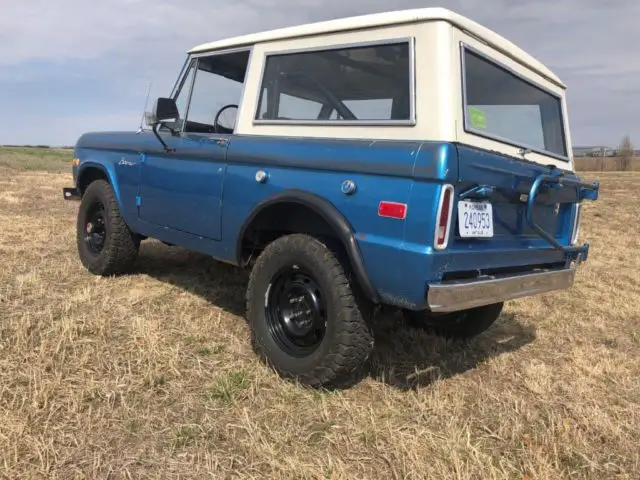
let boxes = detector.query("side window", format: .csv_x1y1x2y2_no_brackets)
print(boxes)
255,88,324,120
174,50,250,134
279,93,323,119
255,40,413,123
328,99,394,120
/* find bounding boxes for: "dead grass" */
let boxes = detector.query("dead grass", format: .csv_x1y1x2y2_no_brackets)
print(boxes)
0,150,639,479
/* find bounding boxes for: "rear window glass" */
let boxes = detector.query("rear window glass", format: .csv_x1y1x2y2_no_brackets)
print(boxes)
462,47,567,158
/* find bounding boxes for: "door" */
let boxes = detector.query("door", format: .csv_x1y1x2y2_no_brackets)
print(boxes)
137,48,251,240
137,135,228,240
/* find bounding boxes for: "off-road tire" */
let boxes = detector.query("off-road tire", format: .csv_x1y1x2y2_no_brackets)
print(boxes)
403,302,504,340
76,179,140,275
246,234,374,388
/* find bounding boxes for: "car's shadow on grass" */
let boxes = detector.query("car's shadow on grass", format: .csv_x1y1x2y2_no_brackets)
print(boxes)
364,310,535,390
134,242,249,318
135,242,536,391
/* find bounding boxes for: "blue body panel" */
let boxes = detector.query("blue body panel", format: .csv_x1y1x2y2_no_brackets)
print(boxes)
74,130,590,310
137,134,227,240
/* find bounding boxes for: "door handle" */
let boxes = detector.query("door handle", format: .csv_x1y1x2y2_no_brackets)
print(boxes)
206,137,229,147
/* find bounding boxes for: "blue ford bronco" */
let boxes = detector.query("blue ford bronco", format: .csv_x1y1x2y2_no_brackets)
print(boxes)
63,8,599,387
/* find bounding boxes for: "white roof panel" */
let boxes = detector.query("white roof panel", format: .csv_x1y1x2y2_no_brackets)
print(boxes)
188,8,564,87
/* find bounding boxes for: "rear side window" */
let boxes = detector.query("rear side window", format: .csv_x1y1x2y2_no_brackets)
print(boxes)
255,40,414,123
462,46,567,158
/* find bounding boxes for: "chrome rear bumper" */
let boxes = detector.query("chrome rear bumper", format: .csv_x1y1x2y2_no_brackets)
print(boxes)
427,266,577,312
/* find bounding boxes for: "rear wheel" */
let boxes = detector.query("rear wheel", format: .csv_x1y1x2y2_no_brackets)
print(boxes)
403,302,503,339
246,234,374,388
76,179,140,275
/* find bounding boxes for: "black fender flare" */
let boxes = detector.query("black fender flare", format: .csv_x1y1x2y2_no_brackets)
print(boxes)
77,163,111,194
236,189,379,304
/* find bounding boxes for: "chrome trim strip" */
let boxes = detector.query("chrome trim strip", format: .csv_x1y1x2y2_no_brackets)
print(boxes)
190,45,255,58
427,266,576,312
253,119,416,126
171,58,196,103
169,56,191,99
181,58,198,134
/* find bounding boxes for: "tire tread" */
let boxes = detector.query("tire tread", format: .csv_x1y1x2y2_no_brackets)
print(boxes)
246,234,374,388
77,179,139,276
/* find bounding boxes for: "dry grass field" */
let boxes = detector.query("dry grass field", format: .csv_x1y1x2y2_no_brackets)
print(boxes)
573,156,640,172
1,147,639,479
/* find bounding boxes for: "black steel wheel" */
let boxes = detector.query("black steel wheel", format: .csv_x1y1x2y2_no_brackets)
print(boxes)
265,266,327,358
76,179,140,275
83,201,107,255
246,234,374,388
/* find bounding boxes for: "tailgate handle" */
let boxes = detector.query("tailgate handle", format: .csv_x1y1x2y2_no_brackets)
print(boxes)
459,184,496,200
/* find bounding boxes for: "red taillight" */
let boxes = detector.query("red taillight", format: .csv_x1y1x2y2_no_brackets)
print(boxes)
434,184,454,250
378,201,407,219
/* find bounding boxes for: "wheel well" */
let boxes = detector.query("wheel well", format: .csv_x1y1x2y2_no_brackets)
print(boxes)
240,202,345,266
238,198,380,304
239,199,380,304
78,167,109,195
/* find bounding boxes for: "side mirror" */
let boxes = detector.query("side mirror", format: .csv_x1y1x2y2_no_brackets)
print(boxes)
145,97,180,153
146,97,179,126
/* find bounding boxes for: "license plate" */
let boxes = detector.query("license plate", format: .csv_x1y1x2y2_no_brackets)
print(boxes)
458,201,494,238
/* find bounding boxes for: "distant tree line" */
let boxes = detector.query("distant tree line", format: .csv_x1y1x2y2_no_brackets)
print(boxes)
2,144,51,148
1,144,75,149
574,135,637,172
575,136,636,158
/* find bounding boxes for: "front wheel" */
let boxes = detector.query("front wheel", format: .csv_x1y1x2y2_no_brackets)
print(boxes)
403,302,504,340
76,179,140,275
246,234,374,388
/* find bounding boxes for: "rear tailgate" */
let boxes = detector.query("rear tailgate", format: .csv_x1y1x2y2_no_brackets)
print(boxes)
450,144,598,257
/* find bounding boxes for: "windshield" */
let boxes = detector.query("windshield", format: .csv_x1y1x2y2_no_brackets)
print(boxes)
462,46,567,158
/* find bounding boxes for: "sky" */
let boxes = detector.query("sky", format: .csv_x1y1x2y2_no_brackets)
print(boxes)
1,0,638,147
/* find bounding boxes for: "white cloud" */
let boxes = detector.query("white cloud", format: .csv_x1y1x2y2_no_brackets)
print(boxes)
2,0,639,145
4,0,638,71
0,0,292,66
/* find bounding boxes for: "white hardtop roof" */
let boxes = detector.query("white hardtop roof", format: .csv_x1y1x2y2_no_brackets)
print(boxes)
189,8,564,87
